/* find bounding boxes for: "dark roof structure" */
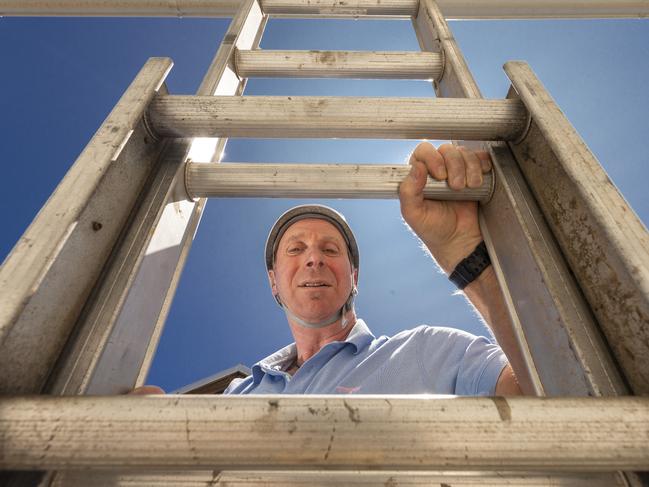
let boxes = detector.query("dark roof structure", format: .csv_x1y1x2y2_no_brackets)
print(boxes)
173,364,251,395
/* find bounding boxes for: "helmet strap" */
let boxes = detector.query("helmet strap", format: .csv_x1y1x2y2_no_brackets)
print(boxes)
274,274,357,330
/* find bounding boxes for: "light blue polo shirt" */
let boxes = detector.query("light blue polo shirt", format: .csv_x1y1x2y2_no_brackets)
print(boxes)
224,319,507,396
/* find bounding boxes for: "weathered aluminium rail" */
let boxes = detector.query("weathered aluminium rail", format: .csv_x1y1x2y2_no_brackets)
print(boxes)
2,395,649,472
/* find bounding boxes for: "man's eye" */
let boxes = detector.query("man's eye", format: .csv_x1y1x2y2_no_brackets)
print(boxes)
287,246,302,253
324,248,339,254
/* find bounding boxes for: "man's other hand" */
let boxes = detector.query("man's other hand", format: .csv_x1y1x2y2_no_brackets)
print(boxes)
128,385,165,395
399,142,492,273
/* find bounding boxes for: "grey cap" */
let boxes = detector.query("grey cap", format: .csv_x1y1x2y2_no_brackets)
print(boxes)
265,204,359,271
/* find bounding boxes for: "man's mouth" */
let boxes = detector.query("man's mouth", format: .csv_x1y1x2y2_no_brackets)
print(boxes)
299,281,331,288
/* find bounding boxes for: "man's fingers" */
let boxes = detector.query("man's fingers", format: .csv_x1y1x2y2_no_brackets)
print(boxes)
411,142,447,180
458,146,483,188
438,144,466,190
405,142,491,199
128,385,165,395
475,150,492,173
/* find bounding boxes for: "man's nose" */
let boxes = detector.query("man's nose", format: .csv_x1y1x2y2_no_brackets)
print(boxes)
305,249,325,267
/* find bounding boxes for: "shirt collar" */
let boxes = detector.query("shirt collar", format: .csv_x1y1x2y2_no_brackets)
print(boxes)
344,319,375,355
250,319,375,384
251,342,296,384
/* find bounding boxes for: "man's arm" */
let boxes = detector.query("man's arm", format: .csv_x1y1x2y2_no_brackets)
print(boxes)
496,363,522,395
399,142,529,395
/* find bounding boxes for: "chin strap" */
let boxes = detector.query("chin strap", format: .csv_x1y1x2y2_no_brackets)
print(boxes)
274,275,358,329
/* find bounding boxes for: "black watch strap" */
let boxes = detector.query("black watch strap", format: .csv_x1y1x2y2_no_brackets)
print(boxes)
448,241,491,290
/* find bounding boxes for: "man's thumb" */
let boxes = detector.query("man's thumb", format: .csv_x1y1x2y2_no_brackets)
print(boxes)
400,161,425,196
399,160,426,217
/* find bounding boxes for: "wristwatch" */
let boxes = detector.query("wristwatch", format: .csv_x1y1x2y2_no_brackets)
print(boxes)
448,241,491,290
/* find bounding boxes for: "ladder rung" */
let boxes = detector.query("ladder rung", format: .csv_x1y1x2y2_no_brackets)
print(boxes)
262,0,418,17
147,96,527,141
234,50,443,79
53,470,625,486
3,395,648,471
185,162,493,201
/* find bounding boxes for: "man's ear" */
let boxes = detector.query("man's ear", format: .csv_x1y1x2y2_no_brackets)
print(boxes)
353,268,359,287
268,270,278,295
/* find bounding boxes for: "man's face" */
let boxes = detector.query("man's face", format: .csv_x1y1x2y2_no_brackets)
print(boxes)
269,218,357,323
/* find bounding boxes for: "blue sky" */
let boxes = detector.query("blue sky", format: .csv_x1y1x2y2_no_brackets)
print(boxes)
1,15,647,392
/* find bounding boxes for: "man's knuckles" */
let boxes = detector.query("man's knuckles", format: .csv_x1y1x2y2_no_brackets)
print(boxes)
409,142,492,193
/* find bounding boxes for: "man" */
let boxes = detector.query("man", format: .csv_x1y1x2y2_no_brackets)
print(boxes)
223,142,526,395
133,142,527,396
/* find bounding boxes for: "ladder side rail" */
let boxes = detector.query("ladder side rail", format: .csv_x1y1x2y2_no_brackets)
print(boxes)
44,0,267,397
43,137,187,395
0,58,173,394
51,470,627,486
43,140,199,487
3,0,649,19
413,0,628,397
505,61,649,394
3,395,649,472
480,146,630,396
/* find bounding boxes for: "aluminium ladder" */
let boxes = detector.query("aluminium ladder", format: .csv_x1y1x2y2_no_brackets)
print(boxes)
1,1,649,486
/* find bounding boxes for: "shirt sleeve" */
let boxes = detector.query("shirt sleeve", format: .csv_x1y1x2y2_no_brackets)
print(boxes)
455,335,508,396
415,326,508,395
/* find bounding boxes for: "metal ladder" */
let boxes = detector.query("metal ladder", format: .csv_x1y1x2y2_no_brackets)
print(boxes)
1,1,648,485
